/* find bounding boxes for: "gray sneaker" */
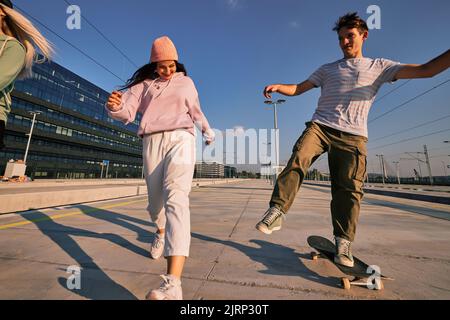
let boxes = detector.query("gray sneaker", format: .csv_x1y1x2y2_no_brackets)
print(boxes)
255,206,285,235
146,274,183,300
334,237,354,268
150,233,165,260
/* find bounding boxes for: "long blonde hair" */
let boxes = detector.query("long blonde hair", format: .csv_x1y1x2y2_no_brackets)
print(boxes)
0,3,53,78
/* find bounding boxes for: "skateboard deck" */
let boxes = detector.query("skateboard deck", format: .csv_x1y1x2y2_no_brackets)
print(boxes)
307,235,393,290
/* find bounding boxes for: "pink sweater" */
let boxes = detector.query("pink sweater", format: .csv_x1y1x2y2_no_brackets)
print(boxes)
108,72,215,140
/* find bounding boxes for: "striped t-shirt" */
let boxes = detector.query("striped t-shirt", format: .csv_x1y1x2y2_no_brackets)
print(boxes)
308,57,403,138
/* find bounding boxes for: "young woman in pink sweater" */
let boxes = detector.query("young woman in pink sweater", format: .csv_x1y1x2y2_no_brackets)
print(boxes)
106,36,214,300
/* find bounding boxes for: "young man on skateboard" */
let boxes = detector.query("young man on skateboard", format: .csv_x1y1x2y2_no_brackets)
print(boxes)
256,12,449,267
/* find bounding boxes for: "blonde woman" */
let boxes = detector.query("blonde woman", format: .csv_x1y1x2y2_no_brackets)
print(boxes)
0,0,53,149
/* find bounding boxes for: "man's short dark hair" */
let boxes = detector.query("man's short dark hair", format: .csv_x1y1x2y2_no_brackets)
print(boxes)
333,12,368,34
0,0,13,9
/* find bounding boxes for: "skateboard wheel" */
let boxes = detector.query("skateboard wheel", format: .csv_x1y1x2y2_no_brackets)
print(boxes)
310,252,319,261
341,278,351,290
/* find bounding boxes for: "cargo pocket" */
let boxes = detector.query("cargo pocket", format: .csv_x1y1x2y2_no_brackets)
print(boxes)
292,123,314,153
353,146,367,182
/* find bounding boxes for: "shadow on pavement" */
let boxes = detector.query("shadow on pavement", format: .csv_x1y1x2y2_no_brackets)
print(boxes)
21,209,141,299
76,204,154,244
192,232,340,288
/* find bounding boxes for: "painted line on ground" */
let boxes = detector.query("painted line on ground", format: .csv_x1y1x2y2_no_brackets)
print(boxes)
0,198,147,231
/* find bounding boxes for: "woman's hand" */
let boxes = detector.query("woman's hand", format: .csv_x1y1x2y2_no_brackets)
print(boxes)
107,91,123,111
204,128,215,146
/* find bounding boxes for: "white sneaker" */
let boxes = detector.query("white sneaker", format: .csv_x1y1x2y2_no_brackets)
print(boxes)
146,274,183,300
150,233,165,260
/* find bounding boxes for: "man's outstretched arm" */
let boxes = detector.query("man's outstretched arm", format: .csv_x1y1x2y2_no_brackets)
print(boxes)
263,80,316,99
395,49,450,80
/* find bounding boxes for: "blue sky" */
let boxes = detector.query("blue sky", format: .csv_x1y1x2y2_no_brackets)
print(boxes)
13,0,450,177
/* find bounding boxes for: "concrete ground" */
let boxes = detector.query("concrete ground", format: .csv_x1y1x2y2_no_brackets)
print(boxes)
0,179,449,300
0,178,243,214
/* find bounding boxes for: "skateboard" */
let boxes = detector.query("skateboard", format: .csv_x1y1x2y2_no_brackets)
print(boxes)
307,235,394,290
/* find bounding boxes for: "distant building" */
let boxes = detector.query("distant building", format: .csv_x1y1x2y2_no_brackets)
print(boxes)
224,165,237,178
1,59,143,179
194,162,227,178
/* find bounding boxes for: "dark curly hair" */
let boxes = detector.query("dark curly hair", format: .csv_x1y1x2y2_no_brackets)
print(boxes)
120,61,187,91
333,12,368,34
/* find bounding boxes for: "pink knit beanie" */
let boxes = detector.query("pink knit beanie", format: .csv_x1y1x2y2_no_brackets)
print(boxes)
150,36,179,63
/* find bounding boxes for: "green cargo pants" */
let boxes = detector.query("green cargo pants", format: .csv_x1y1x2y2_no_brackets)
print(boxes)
270,121,367,242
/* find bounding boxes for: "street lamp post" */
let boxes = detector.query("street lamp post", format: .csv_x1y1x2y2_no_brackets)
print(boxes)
393,161,401,184
442,161,448,177
264,99,286,181
376,154,385,184
105,161,110,179
23,111,41,164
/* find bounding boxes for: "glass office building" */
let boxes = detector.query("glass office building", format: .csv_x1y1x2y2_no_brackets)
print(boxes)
0,60,143,179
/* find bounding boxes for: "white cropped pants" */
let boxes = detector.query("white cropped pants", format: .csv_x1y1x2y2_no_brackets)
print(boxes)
142,130,196,257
